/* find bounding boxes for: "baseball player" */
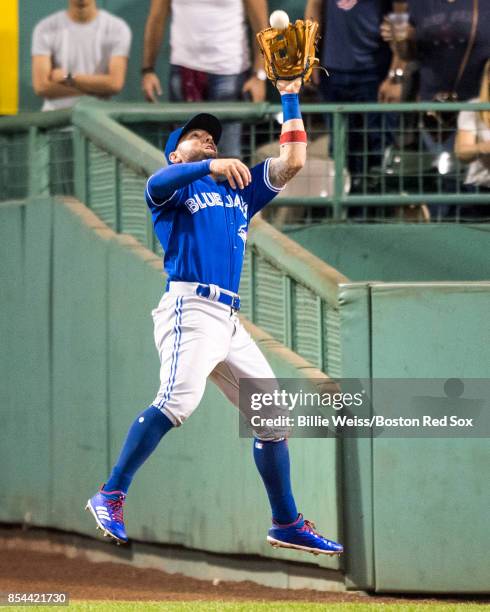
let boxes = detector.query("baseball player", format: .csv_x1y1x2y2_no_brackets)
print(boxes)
86,77,343,557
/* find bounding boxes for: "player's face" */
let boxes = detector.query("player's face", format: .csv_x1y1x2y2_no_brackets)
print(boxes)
172,129,218,163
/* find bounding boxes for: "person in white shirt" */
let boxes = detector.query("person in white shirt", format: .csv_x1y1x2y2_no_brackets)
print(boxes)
456,59,490,190
141,0,269,157
32,0,132,111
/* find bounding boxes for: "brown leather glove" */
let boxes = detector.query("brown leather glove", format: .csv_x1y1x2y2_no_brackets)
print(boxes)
256,19,320,84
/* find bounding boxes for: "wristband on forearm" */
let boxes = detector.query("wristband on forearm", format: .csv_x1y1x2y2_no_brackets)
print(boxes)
279,130,307,145
281,93,301,121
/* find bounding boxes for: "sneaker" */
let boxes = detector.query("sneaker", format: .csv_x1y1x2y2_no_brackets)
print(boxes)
85,487,128,544
267,514,343,556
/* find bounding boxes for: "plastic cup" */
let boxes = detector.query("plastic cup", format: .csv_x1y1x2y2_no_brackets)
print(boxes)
387,12,409,42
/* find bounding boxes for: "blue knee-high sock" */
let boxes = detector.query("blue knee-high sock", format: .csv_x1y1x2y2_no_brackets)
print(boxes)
253,438,300,525
104,406,174,494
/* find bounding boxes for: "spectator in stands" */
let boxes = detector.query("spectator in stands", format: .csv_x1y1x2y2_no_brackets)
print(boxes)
32,0,131,111
305,0,403,192
380,0,490,218
141,0,269,158
455,59,490,216
380,0,490,104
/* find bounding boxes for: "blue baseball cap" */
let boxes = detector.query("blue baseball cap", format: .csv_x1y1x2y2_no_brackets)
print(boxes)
164,113,222,164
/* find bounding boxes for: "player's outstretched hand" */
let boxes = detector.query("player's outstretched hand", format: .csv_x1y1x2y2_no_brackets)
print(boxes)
276,78,302,95
209,158,252,190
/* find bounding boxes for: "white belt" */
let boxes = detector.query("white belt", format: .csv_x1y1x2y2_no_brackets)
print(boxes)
167,281,240,310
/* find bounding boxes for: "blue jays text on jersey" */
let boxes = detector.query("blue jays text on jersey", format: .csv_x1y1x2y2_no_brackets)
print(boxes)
145,158,281,294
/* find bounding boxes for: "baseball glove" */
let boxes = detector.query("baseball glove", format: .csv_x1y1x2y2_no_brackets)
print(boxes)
256,19,319,84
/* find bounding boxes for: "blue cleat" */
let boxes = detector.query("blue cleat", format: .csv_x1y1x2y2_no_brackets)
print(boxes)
267,514,343,556
85,487,128,544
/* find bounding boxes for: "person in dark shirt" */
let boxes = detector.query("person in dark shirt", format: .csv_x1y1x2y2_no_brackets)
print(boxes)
320,0,392,75
380,0,490,218
305,0,400,191
408,0,489,101
381,0,490,102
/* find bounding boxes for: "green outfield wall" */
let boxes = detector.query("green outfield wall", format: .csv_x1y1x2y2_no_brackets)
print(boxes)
1,196,489,593
368,283,489,593
338,281,490,593
285,224,490,282
0,196,341,573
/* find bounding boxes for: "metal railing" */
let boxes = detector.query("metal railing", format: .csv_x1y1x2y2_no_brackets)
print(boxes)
0,110,73,200
3,99,490,368
0,100,347,376
2,100,490,220
2,99,489,370
119,100,490,222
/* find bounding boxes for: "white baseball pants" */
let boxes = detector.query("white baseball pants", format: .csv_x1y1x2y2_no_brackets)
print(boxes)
151,282,280,440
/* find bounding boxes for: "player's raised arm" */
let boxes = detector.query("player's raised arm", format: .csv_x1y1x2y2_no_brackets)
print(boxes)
268,79,307,189
256,15,317,189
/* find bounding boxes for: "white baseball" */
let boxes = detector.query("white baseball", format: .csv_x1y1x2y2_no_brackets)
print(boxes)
270,10,289,30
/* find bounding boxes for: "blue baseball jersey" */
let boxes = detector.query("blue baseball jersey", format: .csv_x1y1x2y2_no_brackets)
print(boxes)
145,158,281,294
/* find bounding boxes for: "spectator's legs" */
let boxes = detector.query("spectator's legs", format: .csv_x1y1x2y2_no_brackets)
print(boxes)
318,70,347,160
319,71,366,183
207,72,247,158
351,78,385,192
169,65,184,102
320,70,390,196
168,66,245,157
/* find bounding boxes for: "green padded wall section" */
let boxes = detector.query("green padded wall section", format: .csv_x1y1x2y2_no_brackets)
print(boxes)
337,281,490,593
286,224,490,282
0,202,51,525
369,283,490,593
337,284,374,591
50,202,111,532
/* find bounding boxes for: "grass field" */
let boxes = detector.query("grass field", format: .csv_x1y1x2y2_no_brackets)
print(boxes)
12,602,489,612
78,603,489,611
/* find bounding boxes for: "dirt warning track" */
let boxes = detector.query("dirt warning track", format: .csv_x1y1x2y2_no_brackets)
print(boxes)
0,531,488,605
